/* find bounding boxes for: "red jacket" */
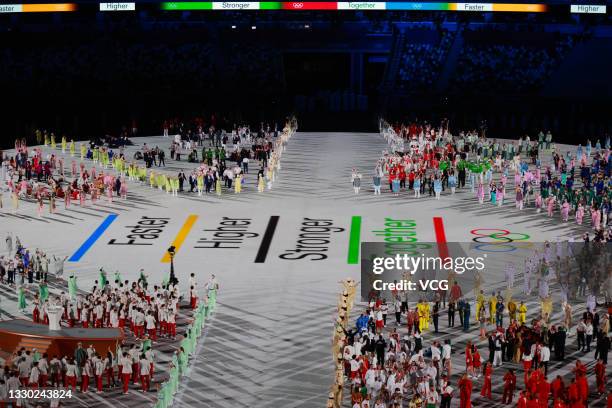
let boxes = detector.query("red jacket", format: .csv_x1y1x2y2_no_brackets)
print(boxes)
504,372,517,388
595,361,605,378
539,380,550,406
568,383,579,401
526,398,540,408
459,377,472,395
551,378,564,399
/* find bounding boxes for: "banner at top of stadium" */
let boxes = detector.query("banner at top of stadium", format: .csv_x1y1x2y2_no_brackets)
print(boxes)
159,2,548,11
0,1,607,14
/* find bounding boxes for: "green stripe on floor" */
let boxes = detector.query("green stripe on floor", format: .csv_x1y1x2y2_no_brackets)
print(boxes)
347,216,362,264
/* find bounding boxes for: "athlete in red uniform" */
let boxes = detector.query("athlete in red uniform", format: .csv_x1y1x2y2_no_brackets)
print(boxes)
459,373,473,408
595,359,606,394
551,375,565,400
480,362,492,399
502,369,517,404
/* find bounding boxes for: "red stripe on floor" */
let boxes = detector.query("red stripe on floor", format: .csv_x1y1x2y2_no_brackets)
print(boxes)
433,216,450,260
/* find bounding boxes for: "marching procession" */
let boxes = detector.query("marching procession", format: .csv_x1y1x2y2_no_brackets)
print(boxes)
0,117,297,218
325,119,612,408
1,115,611,408
375,119,612,239
0,117,294,407
333,239,610,408
0,232,219,407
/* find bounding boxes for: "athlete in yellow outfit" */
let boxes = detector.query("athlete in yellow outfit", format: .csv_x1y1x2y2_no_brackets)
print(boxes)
235,174,242,194
518,301,527,325
488,293,497,324
507,299,517,322
476,290,485,321
541,296,552,323
416,301,423,331
216,177,222,195
418,300,430,332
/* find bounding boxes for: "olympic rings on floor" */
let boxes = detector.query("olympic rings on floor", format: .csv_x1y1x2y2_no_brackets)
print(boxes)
470,228,531,252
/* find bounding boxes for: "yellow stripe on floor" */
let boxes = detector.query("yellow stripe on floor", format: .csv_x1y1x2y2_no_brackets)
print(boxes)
161,214,199,263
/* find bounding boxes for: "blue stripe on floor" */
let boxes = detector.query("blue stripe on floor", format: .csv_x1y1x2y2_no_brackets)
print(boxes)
68,214,118,262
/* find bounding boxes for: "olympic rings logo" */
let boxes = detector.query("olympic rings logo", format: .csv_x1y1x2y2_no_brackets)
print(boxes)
470,229,532,252
292,3,304,8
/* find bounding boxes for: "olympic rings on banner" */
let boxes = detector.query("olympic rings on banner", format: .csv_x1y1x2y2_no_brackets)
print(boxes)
470,229,531,252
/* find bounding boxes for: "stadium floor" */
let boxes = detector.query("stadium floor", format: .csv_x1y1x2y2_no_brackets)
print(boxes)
0,132,604,407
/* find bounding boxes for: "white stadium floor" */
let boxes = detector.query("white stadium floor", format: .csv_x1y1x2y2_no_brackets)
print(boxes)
0,132,607,407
